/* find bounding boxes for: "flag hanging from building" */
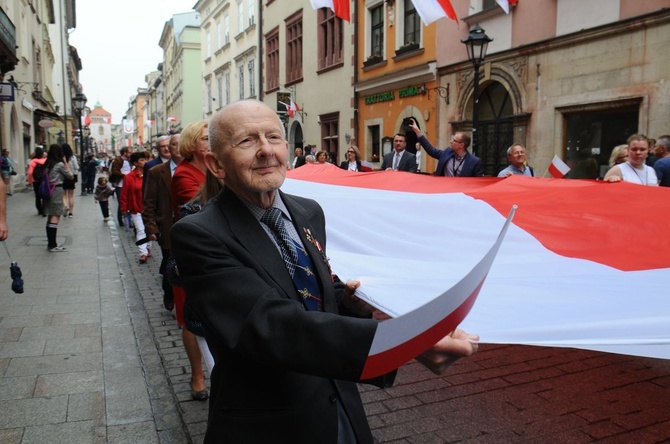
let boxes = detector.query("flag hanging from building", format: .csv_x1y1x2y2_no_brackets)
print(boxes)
548,154,571,178
122,119,134,135
310,0,350,21
167,116,177,122
496,0,518,14
145,119,153,128
283,165,670,362
412,0,458,25
411,0,519,26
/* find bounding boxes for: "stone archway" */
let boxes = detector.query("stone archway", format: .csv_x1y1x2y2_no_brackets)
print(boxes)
456,60,529,176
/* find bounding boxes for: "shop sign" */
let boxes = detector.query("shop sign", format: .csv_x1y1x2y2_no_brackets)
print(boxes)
0,83,14,101
398,85,420,98
365,85,422,105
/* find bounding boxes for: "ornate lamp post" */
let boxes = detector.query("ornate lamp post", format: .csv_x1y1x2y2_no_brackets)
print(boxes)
72,92,87,194
461,24,492,157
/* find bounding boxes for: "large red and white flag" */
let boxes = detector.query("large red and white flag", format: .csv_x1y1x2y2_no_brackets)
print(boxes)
310,0,350,21
284,164,670,364
548,154,571,178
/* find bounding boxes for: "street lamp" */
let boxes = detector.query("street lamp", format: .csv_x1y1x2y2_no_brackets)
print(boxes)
461,23,492,157
72,92,87,194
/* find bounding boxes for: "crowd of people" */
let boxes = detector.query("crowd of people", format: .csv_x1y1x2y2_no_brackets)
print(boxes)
0,99,666,443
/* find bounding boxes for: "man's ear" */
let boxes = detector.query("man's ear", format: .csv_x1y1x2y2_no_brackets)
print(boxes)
205,152,226,181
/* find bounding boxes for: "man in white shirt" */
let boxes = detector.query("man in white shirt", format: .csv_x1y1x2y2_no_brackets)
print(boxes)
381,133,418,172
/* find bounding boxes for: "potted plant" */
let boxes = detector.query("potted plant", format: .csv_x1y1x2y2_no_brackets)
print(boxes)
396,41,419,56
363,54,383,67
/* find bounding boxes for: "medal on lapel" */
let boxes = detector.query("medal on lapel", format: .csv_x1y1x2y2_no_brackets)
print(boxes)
303,228,333,278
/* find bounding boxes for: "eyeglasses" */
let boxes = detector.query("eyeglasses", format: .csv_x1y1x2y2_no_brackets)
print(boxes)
347,150,355,154
451,136,463,144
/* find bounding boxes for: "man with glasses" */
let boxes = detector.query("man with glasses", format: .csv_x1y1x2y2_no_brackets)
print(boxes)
143,134,172,191
498,144,534,177
408,118,483,177
381,133,418,172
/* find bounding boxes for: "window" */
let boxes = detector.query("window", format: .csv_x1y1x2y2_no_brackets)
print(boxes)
319,112,339,156
237,1,244,33
216,74,223,107
224,14,230,44
266,28,279,91
286,13,303,84
483,0,497,9
238,65,245,100
370,5,384,57
248,59,255,97
564,107,639,180
225,71,231,104
206,79,212,112
403,0,420,46
216,22,222,49
317,7,343,70
206,30,211,58
248,0,255,26
369,125,380,162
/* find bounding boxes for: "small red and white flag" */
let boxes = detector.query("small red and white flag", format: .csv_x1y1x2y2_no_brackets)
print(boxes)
310,0,350,21
496,0,518,14
548,154,570,178
287,100,300,119
167,116,177,122
145,119,153,128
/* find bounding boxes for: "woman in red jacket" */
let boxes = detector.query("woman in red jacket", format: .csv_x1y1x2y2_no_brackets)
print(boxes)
120,151,149,263
170,120,210,401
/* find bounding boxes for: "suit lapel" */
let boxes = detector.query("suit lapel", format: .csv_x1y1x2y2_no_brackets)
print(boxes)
282,192,337,314
217,189,300,303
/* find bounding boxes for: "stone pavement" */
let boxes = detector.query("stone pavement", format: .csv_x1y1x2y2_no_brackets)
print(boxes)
1,186,669,443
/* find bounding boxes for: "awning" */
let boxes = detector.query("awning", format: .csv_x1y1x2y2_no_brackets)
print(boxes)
33,108,63,121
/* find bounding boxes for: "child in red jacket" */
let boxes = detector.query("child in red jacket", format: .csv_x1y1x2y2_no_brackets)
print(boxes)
120,151,151,263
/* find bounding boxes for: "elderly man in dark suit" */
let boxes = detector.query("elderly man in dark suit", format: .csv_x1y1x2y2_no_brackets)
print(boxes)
143,134,172,191
170,99,478,443
143,133,181,310
409,118,483,177
381,133,418,172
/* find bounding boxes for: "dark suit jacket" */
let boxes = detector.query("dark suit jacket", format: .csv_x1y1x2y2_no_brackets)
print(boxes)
380,150,418,172
142,161,173,249
339,160,362,171
171,188,390,443
143,156,166,192
417,135,483,177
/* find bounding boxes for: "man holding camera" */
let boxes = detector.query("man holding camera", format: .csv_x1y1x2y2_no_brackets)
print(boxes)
408,118,483,177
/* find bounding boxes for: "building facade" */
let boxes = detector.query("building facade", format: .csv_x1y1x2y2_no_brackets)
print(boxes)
434,0,670,177
355,0,440,171
158,11,202,133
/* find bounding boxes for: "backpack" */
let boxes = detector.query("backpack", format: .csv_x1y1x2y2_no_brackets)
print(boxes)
33,162,45,181
37,169,55,199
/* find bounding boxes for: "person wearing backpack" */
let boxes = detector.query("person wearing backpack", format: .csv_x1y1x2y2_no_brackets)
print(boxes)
43,144,73,252
27,147,47,216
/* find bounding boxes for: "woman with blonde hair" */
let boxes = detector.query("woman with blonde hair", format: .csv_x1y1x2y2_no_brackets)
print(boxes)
170,120,210,401
608,144,628,168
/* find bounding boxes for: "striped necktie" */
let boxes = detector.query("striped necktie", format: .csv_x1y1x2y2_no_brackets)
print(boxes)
261,208,322,311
